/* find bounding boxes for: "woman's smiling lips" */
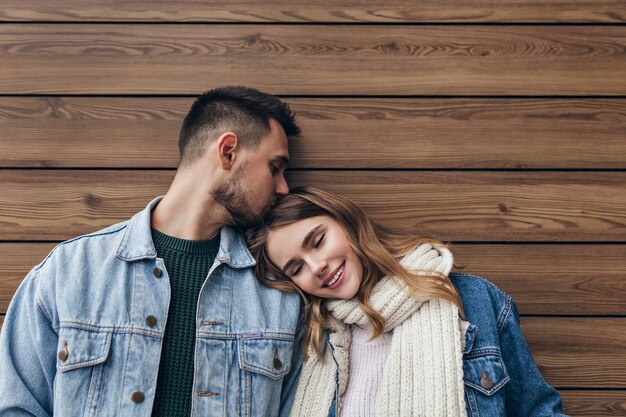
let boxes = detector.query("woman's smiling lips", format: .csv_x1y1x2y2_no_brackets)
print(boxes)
323,262,345,289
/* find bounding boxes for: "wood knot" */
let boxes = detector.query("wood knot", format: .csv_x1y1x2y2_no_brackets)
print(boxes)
246,34,261,45
83,193,101,207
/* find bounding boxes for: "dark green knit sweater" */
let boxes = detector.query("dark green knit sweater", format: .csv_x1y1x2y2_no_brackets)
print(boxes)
150,228,220,417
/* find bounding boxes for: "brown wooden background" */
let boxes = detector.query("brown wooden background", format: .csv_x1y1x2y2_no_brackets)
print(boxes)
1,1,625,415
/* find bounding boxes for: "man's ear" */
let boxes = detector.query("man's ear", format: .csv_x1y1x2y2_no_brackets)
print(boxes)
216,132,238,170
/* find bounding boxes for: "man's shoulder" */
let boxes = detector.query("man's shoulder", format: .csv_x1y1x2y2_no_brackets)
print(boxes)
35,220,130,272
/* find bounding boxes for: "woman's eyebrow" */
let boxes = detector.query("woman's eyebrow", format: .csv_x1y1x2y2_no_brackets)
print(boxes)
302,224,322,249
281,224,323,273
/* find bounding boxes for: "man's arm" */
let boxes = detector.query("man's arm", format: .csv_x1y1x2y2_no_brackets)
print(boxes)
0,268,57,416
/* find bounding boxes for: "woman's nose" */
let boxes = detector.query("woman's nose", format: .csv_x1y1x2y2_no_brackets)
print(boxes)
311,259,328,277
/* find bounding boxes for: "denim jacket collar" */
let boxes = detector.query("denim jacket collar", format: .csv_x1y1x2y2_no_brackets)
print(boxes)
116,196,256,268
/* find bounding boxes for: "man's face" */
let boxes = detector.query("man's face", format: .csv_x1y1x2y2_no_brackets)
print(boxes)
213,118,290,229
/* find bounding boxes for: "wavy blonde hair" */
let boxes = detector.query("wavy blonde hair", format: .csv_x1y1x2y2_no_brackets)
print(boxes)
245,187,463,360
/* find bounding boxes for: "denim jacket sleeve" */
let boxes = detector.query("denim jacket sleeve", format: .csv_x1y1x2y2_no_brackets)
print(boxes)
0,267,56,417
500,298,568,417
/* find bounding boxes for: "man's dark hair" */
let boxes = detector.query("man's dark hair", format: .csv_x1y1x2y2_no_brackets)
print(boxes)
178,86,300,167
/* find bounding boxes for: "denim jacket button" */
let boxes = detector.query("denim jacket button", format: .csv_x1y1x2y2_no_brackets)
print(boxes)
480,370,494,389
153,267,162,278
145,315,158,327
273,348,283,370
130,390,145,403
58,341,68,363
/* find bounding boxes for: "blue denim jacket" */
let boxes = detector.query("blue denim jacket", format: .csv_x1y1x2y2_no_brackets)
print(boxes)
0,197,302,417
326,273,567,417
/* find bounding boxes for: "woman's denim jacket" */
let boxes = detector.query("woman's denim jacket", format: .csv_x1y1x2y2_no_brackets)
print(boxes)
0,197,302,417
326,273,568,417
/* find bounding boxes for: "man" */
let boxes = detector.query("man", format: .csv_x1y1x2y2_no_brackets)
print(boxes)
0,86,303,417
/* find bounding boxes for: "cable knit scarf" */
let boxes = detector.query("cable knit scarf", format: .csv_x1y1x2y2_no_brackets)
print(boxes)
289,243,467,417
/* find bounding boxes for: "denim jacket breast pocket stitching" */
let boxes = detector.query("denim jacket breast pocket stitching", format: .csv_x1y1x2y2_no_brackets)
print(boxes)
463,348,510,397
237,337,294,380
56,328,112,372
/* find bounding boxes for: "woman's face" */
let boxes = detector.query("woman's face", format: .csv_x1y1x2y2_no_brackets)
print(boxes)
265,215,363,300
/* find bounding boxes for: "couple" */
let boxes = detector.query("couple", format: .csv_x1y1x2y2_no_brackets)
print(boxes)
0,87,566,417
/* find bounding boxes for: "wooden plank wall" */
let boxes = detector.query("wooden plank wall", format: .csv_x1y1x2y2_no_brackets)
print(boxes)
1,2,625,415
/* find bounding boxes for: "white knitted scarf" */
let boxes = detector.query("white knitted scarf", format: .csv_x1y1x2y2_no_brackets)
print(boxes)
289,244,467,417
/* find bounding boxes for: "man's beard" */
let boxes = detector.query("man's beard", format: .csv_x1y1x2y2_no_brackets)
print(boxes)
211,163,273,230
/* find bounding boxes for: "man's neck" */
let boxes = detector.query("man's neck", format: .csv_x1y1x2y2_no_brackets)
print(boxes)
151,172,228,241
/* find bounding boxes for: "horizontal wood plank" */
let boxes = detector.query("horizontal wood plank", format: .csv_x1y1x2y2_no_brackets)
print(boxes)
2,97,626,169
560,391,626,416
0,243,53,313
2,170,626,242
452,245,626,315
522,318,626,388
1,1,625,23
2,243,625,315
0,0,626,23
1,25,625,95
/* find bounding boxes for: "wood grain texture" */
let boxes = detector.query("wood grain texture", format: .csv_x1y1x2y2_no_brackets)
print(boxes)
0,170,173,241
522,318,626,388
2,243,625,315
2,97,626,169
1,0,625,23
2,170,626,242
452,244,626,315
0,243,54,313
560,391,626,416
1,25,625,95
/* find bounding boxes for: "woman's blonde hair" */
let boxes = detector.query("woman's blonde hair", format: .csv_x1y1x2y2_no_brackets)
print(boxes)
245,187,463,360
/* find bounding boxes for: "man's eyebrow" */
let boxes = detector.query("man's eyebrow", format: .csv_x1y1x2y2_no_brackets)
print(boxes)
281,224,322,273
274,156,289,165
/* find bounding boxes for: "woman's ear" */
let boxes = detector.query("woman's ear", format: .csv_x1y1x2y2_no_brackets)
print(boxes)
216,132,238,170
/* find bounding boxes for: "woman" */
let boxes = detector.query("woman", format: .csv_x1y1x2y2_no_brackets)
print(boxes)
245,187,566,417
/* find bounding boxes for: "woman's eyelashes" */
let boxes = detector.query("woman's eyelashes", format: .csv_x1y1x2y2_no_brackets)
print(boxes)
290,265,302,277
314,233,325,248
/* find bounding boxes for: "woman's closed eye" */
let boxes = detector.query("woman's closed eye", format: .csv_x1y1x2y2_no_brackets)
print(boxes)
287,231,325,278
290,264,302,277
314,233,325,248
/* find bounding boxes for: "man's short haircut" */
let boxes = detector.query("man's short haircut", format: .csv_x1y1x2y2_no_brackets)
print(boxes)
178,86,300,167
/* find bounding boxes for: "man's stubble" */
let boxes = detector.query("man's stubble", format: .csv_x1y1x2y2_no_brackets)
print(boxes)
211,161,274,230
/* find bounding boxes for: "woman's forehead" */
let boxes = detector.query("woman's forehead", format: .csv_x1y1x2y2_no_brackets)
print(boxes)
266,216,327,257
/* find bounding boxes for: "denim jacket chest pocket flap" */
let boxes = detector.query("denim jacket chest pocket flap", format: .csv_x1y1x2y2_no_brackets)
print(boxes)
56,328,112,372
237,336,293,380
463,348,510,396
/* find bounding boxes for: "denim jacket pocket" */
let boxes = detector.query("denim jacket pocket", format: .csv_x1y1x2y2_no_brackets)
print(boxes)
463,349,510,417
56,327,112,372
463,349,510,396
54,328,112,417
238,337,293,380
237,337,294,417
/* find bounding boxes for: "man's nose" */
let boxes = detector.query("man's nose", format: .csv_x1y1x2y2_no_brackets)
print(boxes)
275,173,289,196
